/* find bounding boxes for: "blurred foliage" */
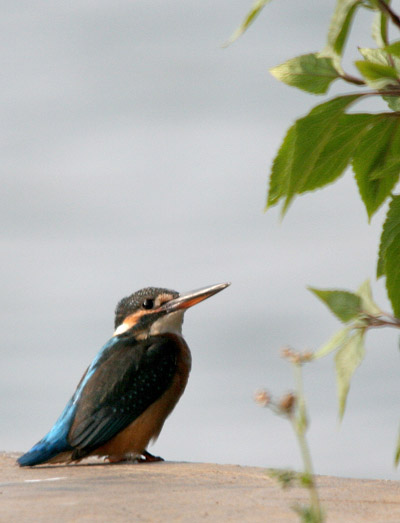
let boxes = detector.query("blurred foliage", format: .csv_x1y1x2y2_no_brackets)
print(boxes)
229,0,400,471
257,351,325,522
229,0,400,317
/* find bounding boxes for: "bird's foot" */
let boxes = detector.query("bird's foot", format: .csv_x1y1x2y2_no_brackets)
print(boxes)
137,450,164,463
106,450,163,464
106,452,139,463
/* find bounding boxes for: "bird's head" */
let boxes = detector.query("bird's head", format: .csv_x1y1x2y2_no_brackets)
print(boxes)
113,283,230,339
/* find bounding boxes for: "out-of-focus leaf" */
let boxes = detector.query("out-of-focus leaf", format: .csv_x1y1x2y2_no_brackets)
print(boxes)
292,504,324,522
383,95,400,111
298,472,313,488
268,468,298,488
359,47,400,77
266,95,365,213
395,424,400,467
372,11,388,47
361,46,400,79
335,329,366,419
324,0,360,61
359,47,390,66
353,116,400,219
270,53,339,94
377,195,400,277
313,327,351,359
355,60,399,89
356,280,381,316
224,0,272,46
384,41,400,58
309,288,362,322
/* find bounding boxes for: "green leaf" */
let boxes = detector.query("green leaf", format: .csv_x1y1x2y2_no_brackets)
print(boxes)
378,195,400,316
395,424,400,467
270,54,339,94
385,235,400,318
355,60,399,89
356,280,381,316
335,329,366,419
268,468,298,488
224,0,272,46
359,47,391,66
266,125,296,209
372,11,388,47
383,95,400,112
309,288,362,322
384,41,400,58
283,96,363,212
292,504,325,523
313,327,351,359
298,472,313,488
324,0,360,61
301,113,375,193
359,47,400,78
353,116,400,219
267,107,372,211
266,95,365,213
377,195,400,277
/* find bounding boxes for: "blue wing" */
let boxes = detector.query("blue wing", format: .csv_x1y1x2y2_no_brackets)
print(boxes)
17,337,120,466
67,334,177,455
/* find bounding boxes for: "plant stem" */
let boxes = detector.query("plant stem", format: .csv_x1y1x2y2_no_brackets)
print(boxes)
292,363,324,522
339,73,365,86
367,315,400,329
376,0,400,30
292,420,322,515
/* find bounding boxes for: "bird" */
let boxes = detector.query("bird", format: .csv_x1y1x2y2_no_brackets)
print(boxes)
17,282,230,467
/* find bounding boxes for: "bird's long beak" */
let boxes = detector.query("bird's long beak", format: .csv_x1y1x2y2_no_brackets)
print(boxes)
163,282,230,313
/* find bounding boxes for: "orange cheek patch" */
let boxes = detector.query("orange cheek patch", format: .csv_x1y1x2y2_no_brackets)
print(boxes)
113,310,148,336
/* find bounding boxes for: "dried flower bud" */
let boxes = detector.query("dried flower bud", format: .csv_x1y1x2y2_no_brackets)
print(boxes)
301,351,313,362
281,346,296,361
279,392,296,414
254,389,271,407
291,353,301,365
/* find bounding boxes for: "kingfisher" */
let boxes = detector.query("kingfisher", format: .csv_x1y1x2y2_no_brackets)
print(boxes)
18,282,230,467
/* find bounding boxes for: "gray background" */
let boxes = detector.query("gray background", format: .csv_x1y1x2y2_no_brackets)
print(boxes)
2,1,399,479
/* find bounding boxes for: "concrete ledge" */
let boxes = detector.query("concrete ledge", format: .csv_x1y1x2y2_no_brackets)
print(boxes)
1,452,400,522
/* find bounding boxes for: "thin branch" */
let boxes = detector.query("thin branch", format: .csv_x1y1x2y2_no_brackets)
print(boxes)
339,73,366,86
366,314,400,329
290,363,324,522
362,89,400,97
377,0,400,30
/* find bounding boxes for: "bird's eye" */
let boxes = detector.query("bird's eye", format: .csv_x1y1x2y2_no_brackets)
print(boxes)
142,298,154,310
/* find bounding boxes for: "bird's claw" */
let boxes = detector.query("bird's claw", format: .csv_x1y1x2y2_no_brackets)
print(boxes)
138,450,164,463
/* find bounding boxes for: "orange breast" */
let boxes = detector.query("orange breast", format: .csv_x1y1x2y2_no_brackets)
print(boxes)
92,334,192,460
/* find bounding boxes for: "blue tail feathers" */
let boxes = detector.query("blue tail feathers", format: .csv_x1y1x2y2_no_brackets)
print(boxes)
18,399,76,467
18,337,119,466
17,438,72,466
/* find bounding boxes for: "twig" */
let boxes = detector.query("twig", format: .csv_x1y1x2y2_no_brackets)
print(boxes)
377,0,400,30
366,314,400,329
339,73,366,86
291,363,324,522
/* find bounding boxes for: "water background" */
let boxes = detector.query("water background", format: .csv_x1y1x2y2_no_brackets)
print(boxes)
2,1,399,479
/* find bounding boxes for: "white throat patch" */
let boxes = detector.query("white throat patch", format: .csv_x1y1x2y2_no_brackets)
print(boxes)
149,310,185,336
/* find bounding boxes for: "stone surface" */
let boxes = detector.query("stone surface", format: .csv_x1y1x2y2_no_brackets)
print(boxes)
1,452,400,522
